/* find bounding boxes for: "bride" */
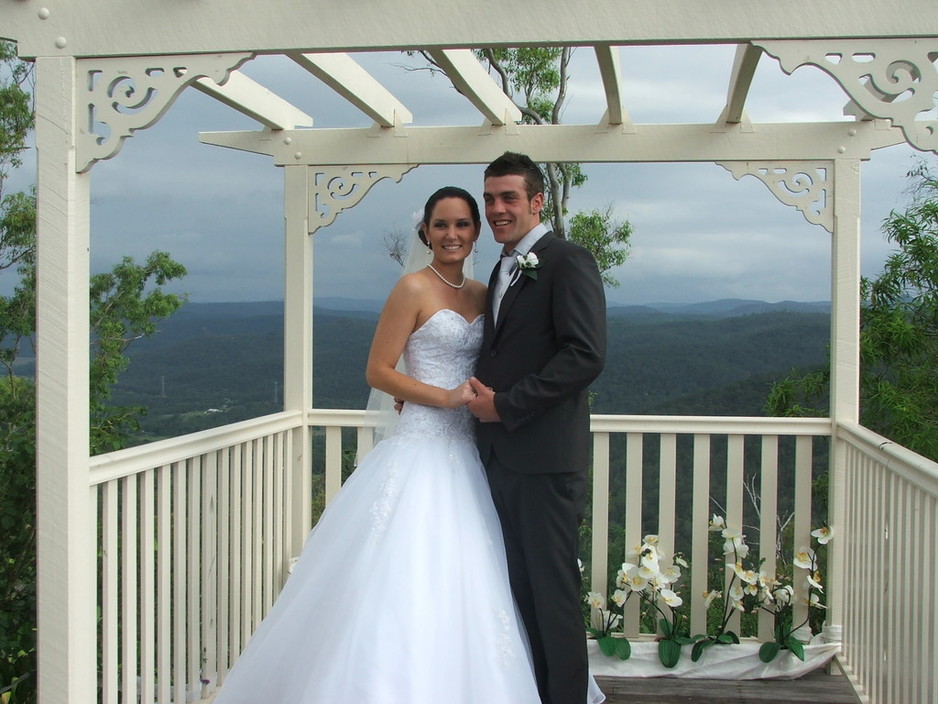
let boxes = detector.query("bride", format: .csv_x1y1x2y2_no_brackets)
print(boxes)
213,187,604,703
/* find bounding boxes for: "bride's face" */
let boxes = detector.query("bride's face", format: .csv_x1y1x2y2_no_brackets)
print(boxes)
424,197,480,266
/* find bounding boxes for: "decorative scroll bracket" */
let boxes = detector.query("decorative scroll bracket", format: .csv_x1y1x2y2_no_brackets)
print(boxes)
77,53,253,173
754,39,938,155
308,165,418,235
717,161,833,233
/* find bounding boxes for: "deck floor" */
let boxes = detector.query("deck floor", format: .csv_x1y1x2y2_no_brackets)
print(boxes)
595,668,863,704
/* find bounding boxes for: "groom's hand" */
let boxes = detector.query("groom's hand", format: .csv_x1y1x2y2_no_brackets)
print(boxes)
467,377,500,423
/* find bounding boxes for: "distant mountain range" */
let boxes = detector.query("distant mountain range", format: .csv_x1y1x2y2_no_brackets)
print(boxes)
6,298,832,443
607,298,831,318
77,298,834,443
239,297,832,320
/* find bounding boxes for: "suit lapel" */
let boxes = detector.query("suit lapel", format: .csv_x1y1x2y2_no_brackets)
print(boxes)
493,233,555,339
485,258,501,340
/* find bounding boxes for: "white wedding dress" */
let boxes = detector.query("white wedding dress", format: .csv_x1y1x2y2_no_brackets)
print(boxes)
214,309,604,703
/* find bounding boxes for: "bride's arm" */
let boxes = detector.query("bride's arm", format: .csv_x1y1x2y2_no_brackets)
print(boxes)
366,276,474,410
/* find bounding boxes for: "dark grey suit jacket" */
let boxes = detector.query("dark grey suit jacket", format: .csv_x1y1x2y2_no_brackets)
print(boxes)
474,232,606,475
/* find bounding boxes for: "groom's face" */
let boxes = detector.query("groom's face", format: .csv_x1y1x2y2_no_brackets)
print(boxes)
483,174,544,252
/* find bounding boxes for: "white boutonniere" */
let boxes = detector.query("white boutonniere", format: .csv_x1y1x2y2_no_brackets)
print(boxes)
515,252,542,282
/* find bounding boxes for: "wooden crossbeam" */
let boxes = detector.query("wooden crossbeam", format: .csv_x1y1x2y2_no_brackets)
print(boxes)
593,44,633,127
426,49,522,126
288,52,413,128
721,43,763,124
193,71,313,129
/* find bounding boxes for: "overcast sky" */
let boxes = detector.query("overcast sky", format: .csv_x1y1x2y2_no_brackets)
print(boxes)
6,45,928,306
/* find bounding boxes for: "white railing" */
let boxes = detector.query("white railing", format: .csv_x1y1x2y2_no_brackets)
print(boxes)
86,409,937,704
90,411,304,704
837,422,938,704
307,412,833,642
586,414,831,641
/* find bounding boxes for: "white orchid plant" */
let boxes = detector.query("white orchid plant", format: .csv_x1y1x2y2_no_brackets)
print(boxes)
587,522,833,667
699,515,832,663
585,534,694,666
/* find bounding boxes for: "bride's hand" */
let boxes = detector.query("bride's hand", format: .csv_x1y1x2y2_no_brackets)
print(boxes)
445,381,476,408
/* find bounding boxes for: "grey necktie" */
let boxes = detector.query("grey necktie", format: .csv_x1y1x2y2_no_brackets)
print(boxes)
493,251,518,320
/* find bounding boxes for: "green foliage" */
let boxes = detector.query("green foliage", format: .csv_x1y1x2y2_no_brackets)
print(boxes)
567,207,633,287
594,634,631,660
0,190,36,380
0,42,32,178
88,252,188,453
766,161,938,462
691,630,738,663
0,376,36,704
0,41,36,703
477,47,565,112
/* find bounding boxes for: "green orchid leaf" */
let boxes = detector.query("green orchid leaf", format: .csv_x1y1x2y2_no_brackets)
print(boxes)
597,636,617,657
658,639,682,668
691,639,712,662
615,638,632,660
759,641,782,663
659,618,672,639
787,638,806,661
717,632,739,644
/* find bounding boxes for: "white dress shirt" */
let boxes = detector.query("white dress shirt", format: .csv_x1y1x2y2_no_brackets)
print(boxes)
492,223,549,321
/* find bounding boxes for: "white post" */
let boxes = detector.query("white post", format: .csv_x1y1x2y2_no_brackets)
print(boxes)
283,165,313,557
828,157,862,631
34,56,97,703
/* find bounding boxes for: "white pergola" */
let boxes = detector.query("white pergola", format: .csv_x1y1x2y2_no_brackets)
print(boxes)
5,2,938,702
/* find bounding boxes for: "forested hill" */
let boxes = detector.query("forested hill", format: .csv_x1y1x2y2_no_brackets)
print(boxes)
105,300,831,442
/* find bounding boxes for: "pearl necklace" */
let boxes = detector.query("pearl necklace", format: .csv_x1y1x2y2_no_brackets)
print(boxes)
427,264,466,289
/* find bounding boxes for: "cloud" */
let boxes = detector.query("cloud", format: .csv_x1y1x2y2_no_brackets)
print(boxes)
1,47,925,307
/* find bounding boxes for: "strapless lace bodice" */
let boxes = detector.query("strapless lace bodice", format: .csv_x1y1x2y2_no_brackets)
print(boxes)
394,309,483,440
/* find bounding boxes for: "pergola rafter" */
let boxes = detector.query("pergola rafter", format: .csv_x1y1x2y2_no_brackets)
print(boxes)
719,43,762,125
426,49,523,126
192,70,313,130
287,51,414,128
593,44,632,128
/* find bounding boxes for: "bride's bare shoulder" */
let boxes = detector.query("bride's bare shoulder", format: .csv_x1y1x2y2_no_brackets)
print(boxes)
391,269,434,299
468,279,487,308
380,270,433,313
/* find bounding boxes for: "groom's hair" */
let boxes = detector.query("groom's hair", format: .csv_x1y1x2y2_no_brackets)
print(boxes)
484,152,545,202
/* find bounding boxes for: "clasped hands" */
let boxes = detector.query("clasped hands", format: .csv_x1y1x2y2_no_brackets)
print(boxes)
395,377,501,422
465,377,500,422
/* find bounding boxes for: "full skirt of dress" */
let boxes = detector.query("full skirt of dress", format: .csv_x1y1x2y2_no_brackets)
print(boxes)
214,431,550,703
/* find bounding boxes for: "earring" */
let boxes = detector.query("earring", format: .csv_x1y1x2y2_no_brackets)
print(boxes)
474,240,479,254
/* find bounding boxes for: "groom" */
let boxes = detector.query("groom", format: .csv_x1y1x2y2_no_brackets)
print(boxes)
467,152,607,704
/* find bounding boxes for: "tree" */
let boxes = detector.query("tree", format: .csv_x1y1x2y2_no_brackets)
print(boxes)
409,47,632,285
0,39,37,704
567,206,632,288
88,252,188,452
765,160,938,462
382,228,408,267
0,41,187,702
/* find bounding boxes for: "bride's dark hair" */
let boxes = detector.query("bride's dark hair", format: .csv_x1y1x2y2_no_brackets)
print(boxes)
418,186,481,247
